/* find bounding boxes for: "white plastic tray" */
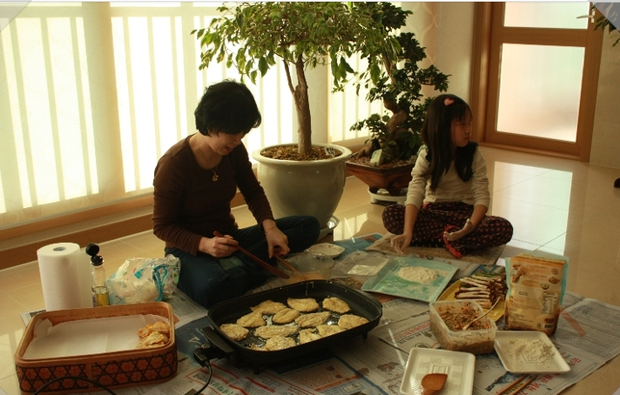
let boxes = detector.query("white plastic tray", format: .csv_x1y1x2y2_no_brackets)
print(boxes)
400,348,475,395
494,331,570,374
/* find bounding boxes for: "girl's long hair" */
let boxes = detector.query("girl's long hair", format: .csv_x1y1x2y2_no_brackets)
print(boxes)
421,94,476,191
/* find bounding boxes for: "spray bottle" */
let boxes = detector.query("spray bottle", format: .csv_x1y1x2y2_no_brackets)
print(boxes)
86,243,110,306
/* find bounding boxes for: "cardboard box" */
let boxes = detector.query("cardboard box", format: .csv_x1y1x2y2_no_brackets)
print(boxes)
14,302,177,394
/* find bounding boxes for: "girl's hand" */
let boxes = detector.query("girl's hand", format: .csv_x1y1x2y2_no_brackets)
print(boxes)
199,235,238,257
266,227,289,258
443,219,475,241
391,233,413,254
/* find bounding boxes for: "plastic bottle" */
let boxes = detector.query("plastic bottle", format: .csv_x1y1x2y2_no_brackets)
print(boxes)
86,243,110,306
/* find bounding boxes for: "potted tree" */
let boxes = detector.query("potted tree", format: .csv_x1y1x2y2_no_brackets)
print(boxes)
192,2,400,228
346,3,450,201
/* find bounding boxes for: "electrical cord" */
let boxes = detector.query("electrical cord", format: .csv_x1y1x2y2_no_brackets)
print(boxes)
33,376,117,394
190,344,214,394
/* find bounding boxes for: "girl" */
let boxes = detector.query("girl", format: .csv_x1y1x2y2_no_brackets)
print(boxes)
382,94,513,258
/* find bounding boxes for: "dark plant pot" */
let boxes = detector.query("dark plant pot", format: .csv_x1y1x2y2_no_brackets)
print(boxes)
345,161,413,196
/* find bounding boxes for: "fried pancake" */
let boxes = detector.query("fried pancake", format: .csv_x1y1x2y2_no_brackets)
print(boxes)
298,328,322,344
338,314,369,329
137,321,171,338
272,308,300,324
220,323,250,341
322,297,351,314
294,311,331,328
136,331,168,349
317,324,345,337
265,335,296,351
251,300,287,315
255,324,299,339
236,311,266,328
287,297,319,312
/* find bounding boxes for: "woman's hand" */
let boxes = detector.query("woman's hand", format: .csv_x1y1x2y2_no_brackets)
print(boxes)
391,232,413,254
198,235,238,257
443,219,476,241
266,227,289,258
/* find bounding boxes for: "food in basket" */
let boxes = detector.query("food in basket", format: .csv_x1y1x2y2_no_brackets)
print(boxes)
272,307,300,324
236,311,266,327
287,297,320,312
255,325,299,339
338,314,369,329
136,321,171,349
138,321,171,338
322,296,351,314
295,311,332,327
251,299,287,314
454,274,507,309
220,323,250,341
265,335,296,351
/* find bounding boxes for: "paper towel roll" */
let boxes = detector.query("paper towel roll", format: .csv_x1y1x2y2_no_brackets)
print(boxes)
37,242,92,311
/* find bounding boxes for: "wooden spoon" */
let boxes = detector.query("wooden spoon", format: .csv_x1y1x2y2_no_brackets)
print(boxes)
421,373,447,395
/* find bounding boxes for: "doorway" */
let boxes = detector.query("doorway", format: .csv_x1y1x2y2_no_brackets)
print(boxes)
471,2,603,161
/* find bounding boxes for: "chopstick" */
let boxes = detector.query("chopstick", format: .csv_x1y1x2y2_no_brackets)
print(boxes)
274,255,300,273
213,231,290,279
495,374,538,395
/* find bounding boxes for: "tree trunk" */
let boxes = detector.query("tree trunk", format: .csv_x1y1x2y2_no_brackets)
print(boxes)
294,58,312,155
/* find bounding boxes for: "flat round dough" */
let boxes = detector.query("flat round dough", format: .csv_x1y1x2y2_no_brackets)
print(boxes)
295,311,332,328
299,328,322,344
251,300,287,315
236,311,266,328
265,335,296,351
317,324,345,337
255,324,299,339
397,266,437,284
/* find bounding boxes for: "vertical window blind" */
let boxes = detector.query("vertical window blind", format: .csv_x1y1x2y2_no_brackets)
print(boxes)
0,2,379,231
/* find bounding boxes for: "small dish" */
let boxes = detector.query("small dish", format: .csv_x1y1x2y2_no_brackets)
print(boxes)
307,243,345,258
400,348,475,395
494,331,570,374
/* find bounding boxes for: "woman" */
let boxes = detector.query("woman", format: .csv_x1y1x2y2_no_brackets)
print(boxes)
152,80,320,308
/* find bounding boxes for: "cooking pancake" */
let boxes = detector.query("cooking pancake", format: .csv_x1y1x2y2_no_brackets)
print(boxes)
236,311,266,328
220,323,250,341
265,335,296,351
287,297,319,312
298,328,322,344
254,324,299,339
322,296,351,314
338,314,369,329
317,324,345,337
295,311,331,328
251,299,288,315
272,307,300,324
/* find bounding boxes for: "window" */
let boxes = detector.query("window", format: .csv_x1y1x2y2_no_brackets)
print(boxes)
0,2,377,231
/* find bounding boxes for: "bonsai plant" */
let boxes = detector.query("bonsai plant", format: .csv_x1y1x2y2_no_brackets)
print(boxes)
346,2,450,198
191,2,402,228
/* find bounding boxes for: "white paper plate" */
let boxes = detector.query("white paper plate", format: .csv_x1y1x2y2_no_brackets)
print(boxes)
307,243,345,258
400,348,475,395
494,331,570,374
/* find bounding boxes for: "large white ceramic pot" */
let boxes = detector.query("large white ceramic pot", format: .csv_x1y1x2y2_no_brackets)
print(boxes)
252,143,352,229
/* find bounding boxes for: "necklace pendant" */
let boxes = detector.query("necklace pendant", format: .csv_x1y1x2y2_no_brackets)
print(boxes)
212,174,219,182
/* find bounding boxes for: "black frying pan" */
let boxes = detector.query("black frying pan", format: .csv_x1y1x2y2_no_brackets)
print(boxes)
203,280,382,372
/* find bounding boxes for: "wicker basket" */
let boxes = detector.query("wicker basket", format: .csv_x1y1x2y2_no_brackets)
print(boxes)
14,302,177,394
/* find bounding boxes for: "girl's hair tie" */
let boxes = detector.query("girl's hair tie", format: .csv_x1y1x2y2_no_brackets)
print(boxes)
444,97,454,106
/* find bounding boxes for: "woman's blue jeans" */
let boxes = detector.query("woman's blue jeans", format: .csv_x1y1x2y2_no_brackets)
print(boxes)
165,215,320,309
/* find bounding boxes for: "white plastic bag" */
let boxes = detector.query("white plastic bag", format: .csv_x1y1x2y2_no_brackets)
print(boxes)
107,256,180,305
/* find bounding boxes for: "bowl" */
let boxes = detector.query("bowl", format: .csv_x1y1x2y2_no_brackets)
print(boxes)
429,300,497,354
307,243,345,258
278,251,335,284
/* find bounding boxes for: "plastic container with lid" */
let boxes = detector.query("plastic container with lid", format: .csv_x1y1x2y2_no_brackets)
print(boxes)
429,300,497,354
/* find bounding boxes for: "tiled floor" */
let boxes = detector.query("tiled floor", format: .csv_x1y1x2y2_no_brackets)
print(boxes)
2,146,620,394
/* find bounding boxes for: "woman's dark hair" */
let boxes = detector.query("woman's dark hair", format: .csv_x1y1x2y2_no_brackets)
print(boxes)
194,79,262,136
421,93,476,191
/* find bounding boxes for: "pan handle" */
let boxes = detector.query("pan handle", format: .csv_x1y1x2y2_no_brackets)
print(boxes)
201,326,236,359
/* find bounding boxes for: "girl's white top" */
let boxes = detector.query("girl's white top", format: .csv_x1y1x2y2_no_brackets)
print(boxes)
405,147,490,209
